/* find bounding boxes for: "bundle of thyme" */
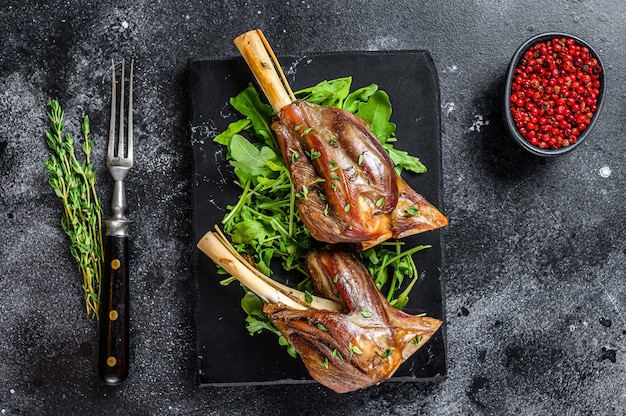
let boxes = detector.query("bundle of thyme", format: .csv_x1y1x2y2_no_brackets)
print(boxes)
44,99,104,319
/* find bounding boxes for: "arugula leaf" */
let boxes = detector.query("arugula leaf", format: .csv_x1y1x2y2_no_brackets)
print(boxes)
353,90,396,143
361,241,430,308
241,290,297,357
344,84,379,114
230,84,276,147
228,134,281,181
385,146,427,175
214,118,251,147
295,77,352,107
241,289,265,318
231,219,273,244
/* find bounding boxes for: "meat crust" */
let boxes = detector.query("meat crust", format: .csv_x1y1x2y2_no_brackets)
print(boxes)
272,100,447,249
263,246,442,393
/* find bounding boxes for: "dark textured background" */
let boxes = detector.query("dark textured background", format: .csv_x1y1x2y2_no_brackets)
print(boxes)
1,1,624,415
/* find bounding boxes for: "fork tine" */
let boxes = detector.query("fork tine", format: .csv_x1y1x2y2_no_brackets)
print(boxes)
127,60,134,161
118,60,125,158
108,60,116,161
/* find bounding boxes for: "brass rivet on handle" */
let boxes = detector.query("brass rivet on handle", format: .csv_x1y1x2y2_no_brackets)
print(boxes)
111,259,121,270
107,356,117,367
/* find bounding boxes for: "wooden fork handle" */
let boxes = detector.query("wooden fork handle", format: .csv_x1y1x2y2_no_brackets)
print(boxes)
98,234,130,386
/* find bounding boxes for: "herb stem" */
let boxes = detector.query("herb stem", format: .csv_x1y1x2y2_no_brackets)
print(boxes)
384,244,431,268
222,179,252,226
288,182,296,237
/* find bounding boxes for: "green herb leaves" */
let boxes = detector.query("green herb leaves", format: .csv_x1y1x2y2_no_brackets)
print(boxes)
218,87,312,278
295,77,352,107
229,83,275,146
317,357,330,369
45,99,103,320
360,241,431,309
352,89,396,144
383,348,394,358
241,290,297,357
228,134,281,181
349,342,363,358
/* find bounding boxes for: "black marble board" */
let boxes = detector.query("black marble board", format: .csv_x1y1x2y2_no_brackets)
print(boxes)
188,51,447,387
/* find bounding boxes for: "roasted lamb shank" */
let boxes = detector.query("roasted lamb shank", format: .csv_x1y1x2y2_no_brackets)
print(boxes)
234,30,448,250
264,246,442,393
197,231,442,393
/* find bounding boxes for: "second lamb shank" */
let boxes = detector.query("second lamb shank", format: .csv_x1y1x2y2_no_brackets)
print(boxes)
264,246,442,393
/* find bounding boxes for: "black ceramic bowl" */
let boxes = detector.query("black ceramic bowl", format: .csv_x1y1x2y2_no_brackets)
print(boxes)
503,32,605,157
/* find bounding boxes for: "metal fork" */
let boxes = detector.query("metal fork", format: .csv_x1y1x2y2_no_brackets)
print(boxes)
99,59,134,386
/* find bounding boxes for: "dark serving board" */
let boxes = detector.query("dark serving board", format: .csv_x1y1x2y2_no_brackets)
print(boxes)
188,51,447,388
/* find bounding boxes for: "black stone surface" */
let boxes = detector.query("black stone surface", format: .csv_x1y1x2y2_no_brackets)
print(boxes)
1,1,625,415
189,52,446,386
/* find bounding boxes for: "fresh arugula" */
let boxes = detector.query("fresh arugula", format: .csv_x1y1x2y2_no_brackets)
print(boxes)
214,77,430,350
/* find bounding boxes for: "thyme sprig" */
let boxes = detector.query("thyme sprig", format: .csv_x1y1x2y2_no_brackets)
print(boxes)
44,99,104,319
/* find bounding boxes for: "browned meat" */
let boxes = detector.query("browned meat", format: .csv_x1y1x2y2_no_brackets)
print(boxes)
272,100,448,249
391,177,449,239
263,246,442,393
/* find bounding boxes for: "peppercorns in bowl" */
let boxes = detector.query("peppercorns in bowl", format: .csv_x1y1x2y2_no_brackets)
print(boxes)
504,32,605,156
